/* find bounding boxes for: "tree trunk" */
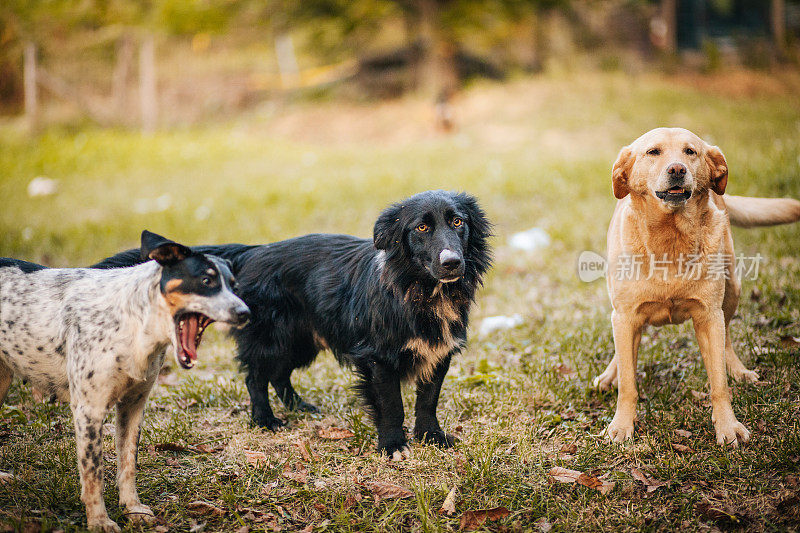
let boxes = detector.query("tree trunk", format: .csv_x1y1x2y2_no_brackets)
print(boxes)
275,33,300,90
113,33,135,120
416,0,457,97
23,41,38,132
662,0,677,54
772,0,786,54
139,34,157,132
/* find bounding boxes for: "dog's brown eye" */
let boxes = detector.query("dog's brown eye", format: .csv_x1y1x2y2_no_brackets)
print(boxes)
452,217,463,228
646,148,661,156
684,148,696,155
416,223,429,233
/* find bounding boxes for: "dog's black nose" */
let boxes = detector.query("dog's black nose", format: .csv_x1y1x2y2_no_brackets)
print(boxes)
667,162,687,178
439,249,463,271
235,308,251,325
441,257,463,271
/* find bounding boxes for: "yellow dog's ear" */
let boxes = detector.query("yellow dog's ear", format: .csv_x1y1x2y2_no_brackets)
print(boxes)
612,146,633,199
705,144,728,195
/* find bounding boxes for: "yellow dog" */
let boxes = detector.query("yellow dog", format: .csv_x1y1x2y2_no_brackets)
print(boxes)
596,127,800,446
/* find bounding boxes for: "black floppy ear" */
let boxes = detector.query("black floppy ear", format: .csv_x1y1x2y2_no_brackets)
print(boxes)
373,203,404,251
140,230,192,266
454,192,493,277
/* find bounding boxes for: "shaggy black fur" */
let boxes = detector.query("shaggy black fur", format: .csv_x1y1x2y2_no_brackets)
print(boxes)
93,191,492,456
0,258,48,273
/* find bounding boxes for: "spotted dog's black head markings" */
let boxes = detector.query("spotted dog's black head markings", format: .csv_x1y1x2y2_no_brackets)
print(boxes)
140,231,250,369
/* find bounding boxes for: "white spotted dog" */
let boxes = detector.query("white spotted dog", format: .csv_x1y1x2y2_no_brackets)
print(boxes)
0,230,250,532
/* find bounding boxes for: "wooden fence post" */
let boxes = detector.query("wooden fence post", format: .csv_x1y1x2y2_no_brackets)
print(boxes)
772,0,786,54
139,34,157,132
113,33,135,120
23,41,38,132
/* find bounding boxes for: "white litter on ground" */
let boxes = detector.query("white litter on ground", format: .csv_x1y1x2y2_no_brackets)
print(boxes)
27,177,58,197
479,314,524,336
509,227,550,251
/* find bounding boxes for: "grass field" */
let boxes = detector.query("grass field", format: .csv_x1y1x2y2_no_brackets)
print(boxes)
1,71,800,532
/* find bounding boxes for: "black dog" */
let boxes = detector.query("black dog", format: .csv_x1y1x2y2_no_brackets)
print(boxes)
94,190,492,458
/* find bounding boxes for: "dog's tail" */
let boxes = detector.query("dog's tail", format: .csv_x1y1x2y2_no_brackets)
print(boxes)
724,195,800,228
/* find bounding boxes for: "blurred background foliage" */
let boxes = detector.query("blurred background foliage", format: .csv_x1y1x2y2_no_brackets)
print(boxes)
1,0,798,129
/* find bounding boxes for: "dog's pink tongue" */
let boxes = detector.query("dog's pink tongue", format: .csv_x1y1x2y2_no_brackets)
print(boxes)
181,315,200,361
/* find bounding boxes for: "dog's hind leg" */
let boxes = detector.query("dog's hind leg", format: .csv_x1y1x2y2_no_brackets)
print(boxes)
236,333,287,431
0,360,12,406
722,276,758,383
116,380,156,526
271,334,319,413
71,400,120,532
413,354,455,447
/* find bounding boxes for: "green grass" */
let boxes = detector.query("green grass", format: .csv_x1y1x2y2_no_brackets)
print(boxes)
1,72,800,531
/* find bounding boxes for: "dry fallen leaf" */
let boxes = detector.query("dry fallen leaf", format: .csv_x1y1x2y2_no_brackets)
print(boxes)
343,492,362,509
175,398,198,409
187,501,224,516
296,439,320,462
674,429,692,438
549,467,615,495
244,449,268,467
317,427,355,440
535,517,553,532
155,442,189,453
671,443,693,453
0,471,15,483
554,364,576,379
459,506,510,530
549,466,583,483
559,443,577,454
630,468,667,493
695,498,746,526
283,468,309,484
780,335,800,349
440,486,457,516
367,481,413,500
195,443,224,454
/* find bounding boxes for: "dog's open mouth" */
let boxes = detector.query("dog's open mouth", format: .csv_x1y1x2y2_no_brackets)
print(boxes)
175,313,214,369
655,187,692,203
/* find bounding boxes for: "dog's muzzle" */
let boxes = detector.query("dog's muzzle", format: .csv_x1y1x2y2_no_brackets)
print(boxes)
437,249,464,282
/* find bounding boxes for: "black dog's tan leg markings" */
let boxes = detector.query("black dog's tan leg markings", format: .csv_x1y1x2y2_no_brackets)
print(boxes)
116,379,156,524
414,353,455,447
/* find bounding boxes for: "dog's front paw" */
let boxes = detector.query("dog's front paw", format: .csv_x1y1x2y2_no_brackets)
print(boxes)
604,416,635,442
252,415,286,432
714,419,750,447
378,439,412,461
593,370,618,391
88,517,121,533
124,504,156,525
731,368,759,384
414,428,457,448
296,400,320,413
